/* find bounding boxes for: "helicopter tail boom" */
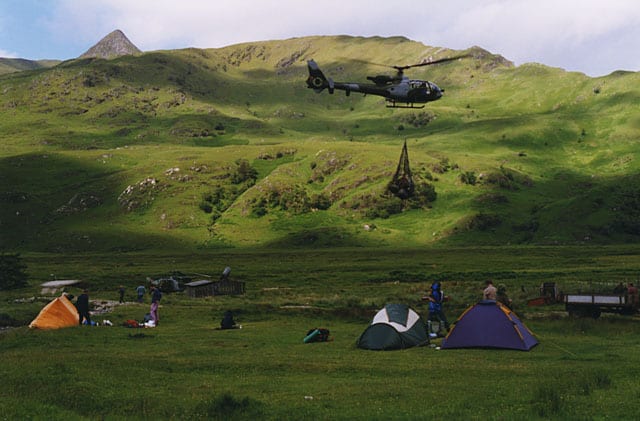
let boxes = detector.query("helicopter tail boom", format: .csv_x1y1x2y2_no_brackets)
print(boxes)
306,60,334,94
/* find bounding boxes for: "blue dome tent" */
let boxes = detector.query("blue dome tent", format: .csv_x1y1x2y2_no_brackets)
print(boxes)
441,300,538,351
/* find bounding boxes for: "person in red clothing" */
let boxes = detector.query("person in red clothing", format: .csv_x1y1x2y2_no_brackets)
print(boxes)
627,283,639,309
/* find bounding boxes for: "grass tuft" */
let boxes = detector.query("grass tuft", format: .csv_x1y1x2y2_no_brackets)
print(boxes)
532,385,563,417
196,393,264,420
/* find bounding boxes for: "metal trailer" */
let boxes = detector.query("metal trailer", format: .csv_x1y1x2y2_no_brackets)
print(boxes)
564,293,637,318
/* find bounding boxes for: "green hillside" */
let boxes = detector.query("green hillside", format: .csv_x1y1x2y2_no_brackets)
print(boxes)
0,57,60,75
1,35,639,252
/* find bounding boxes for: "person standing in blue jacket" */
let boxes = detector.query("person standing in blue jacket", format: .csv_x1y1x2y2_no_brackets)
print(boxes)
136,284,146,303
424,282,449,335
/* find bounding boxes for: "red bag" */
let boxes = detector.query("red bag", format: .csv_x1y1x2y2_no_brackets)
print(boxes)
123,319,140,328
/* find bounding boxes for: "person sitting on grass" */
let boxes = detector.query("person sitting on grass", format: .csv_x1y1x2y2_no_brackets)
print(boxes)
220,310,240,329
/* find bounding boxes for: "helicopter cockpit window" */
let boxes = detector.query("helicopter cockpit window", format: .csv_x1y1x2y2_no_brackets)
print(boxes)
410,80,430,92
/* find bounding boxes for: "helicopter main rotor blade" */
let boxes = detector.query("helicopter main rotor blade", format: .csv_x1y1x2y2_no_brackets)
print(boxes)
394,54,470,71
346,55,468,70
341,58,391,69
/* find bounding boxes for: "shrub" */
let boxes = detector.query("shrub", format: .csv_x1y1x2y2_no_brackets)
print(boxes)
253,184,321,215
430,157,452,174
468,213,502,231
310,192,332,210
482,169,516,190
364,196,402,219
199,201,213,213
199,186,246,222
397,111,436,127
250,198,268,217
459,171,477,185
232,159,258,185
210,209,223,222
279,186,311,213
200,188,227,214
409,181,437,206
0,253,28,290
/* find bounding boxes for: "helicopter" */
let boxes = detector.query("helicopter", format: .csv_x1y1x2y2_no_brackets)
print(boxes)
306,56,465,109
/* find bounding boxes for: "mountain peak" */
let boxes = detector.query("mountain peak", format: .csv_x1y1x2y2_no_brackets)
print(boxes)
80,29,141,59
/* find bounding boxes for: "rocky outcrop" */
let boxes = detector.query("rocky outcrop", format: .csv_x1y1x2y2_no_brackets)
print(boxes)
80,29,141,59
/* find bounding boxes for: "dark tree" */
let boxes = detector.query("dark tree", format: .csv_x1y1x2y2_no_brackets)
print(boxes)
232,159,258,184
0,253,28,290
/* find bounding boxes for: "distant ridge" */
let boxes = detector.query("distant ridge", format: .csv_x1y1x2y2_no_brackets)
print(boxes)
0,57,60,75
80,29,141,59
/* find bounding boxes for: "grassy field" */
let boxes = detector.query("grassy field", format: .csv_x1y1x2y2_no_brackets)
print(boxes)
2,246,640,419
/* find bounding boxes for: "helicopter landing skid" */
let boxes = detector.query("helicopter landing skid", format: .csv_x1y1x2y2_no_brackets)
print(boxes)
385,101,425,109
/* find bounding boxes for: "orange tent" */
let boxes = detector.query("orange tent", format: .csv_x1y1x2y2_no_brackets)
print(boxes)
29,294,79,329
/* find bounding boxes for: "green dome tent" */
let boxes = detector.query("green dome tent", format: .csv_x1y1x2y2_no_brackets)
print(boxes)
357,303,429,350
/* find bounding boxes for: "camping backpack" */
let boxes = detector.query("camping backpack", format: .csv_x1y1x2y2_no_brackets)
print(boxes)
304,328,331,343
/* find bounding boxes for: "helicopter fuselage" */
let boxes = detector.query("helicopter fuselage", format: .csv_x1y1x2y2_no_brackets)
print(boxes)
332,78,442,103
306,60,443,108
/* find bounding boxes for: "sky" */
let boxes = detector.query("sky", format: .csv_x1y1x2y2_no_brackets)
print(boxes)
1,0,639,77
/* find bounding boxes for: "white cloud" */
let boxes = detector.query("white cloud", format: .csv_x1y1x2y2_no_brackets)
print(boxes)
0,48,18,58
41,0,640,76
432,0,640,69
49,0,404,50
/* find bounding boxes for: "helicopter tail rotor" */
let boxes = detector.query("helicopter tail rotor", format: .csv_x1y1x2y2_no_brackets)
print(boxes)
306,60,334,94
